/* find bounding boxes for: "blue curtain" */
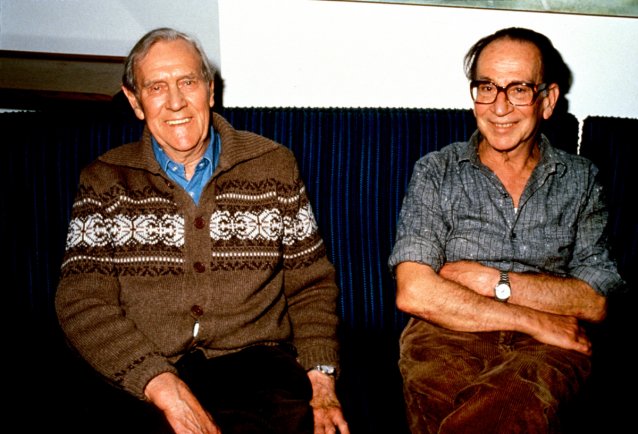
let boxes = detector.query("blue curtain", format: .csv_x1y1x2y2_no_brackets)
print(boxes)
221,107,478,333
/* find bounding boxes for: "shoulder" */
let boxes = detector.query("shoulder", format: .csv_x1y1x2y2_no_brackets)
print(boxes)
413,141,470,175
213,112,299,173
544,142,599,179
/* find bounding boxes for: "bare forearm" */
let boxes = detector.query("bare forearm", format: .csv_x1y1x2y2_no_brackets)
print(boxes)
439,260,607,323
508,272,606,322
396,261,531,333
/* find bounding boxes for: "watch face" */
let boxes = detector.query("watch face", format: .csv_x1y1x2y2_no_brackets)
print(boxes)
315,365,336,376
318,365,336,375
495,283,511,300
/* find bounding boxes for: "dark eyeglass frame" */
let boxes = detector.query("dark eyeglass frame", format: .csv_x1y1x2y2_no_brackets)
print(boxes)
469,80,548,106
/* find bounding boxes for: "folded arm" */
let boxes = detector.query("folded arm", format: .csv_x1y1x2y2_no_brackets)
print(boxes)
439,260,607,323
395,261,594,355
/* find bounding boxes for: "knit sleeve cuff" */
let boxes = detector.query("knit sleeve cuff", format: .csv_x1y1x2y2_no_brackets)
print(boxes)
118,352,178,400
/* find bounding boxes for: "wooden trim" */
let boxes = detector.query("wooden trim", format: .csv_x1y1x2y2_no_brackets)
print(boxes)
0,49,125,63
0,50,126,108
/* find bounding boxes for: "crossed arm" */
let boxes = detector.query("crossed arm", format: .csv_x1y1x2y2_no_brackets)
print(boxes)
394,260,607,356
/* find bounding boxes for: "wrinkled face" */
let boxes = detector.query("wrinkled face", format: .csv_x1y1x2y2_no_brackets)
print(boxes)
473,38,557,153
123,39,214,161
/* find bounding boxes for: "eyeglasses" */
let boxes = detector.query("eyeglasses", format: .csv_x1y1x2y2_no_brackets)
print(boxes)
470,80,547,106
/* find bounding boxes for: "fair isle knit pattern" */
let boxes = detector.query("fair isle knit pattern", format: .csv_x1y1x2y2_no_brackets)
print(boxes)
61,181,324,276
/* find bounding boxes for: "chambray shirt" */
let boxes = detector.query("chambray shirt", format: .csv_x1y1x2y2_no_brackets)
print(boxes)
388,131,624,296
152,128,221,204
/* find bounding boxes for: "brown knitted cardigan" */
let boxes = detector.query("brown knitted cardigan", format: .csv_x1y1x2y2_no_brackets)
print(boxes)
55,112,340,399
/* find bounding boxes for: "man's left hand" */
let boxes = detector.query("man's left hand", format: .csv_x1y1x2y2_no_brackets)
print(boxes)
307,369,350,434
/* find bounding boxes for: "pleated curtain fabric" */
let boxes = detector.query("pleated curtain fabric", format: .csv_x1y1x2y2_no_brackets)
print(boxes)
220,107,477,332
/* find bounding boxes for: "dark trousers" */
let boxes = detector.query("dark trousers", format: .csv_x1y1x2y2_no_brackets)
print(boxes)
399,319,591,434
174,344,314,434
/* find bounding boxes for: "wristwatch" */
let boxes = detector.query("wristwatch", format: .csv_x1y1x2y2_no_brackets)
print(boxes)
494,271,511,302
312,364,337,377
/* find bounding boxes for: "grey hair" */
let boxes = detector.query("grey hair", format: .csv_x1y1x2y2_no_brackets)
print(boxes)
122,27,215,94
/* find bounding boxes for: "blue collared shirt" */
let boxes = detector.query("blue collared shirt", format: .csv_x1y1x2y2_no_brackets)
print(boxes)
152,128,221,204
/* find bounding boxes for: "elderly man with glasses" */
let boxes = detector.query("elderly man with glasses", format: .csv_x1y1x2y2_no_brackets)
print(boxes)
389,27,624,433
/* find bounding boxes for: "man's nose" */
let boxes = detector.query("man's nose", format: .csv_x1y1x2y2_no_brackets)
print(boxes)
166,86,186,110
493,89,513,114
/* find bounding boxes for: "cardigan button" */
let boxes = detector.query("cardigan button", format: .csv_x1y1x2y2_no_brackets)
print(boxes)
190,305,204,318
193,262,206,273
194,217,206,229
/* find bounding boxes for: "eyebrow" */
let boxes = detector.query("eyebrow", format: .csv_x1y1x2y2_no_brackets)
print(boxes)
476,75,536,85
141,73,201,88
475,80,535,85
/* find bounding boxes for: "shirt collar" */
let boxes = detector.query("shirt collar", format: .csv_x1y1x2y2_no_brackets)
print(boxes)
151,127,215,173
460,130,566,176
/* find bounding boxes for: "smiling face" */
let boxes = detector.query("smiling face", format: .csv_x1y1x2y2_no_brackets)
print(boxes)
122,39,214,163
473,38,558,155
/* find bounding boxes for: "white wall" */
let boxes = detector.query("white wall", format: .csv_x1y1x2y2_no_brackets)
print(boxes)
218,0,638,122
2,0,637,122
0,0,221,69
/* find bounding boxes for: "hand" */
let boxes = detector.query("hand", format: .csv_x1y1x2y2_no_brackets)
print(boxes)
144,372,221,434
527,312,592,355
307,370,350,434
439,261,496,297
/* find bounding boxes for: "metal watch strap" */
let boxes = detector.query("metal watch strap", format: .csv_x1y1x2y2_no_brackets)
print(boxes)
494,270,511,302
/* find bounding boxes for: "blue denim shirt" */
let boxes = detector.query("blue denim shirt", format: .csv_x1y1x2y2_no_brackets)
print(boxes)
388,131,624,296
152,128,221,204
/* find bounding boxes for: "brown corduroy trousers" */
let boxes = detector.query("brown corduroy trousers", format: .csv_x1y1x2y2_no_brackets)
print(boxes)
399,319,591,434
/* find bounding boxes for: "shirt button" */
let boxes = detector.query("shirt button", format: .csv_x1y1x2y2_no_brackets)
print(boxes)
190,305,204,318
193,262,206,273
194,217,205,229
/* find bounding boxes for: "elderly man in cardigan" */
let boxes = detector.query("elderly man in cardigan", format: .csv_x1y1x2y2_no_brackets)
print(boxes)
56,27,349,434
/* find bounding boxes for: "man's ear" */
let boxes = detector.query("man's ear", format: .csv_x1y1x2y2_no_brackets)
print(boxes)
208,80,215,108
122,86,145,120
541,83,559,120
